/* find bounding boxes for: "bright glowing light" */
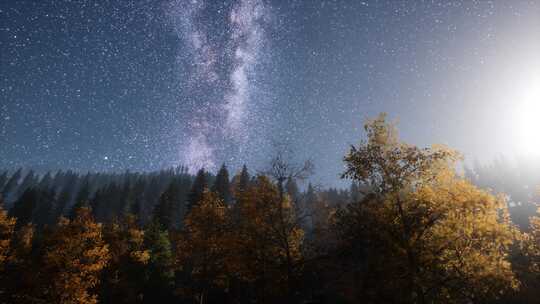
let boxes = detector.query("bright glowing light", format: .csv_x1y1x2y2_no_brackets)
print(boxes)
515,78,540,155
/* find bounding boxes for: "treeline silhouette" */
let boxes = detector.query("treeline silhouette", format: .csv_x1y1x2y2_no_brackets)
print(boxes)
1,114,540,303
0,165,354,230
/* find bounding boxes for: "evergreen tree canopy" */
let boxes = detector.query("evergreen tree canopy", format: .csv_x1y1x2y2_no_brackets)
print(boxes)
211,164,231,204
9,188,38,229
188,168,208,210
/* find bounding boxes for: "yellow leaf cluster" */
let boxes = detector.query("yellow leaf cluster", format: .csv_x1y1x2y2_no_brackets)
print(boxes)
42,207,110,304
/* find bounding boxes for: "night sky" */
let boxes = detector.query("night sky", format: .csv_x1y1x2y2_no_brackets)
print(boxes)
1,0,539,185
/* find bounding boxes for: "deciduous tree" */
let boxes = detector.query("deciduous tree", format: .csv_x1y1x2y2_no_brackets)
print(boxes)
336,113,519,303
41,207,110,304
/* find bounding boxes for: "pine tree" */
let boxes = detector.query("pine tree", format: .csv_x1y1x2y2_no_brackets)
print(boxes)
153,180,180,230
144,220,174,301
75,176,91,208
129,179,147,222
34,187,56,228
69,177,92,219
305,183,316,205
212,164,231,204
0,171,9,193
53,174,78,221
1,168,22,202
69,199,90,220
188,168,208,210
38,171,54,190
233,165,250,199
16,170,37,198
9,188,38,229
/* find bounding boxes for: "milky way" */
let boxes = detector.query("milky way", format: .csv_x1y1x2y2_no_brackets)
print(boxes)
166,0,272,172
1,1,539,186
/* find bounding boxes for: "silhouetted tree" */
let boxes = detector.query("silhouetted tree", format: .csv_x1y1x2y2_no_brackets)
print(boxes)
188,168,208,210
53,173,78,221
144,220,175,302
234,165,250,197
153,180,180,230
0,171,9,195
1,168,21,202
17,170,37,198
212,164,231,204
9,188,38,229
34,187,56,228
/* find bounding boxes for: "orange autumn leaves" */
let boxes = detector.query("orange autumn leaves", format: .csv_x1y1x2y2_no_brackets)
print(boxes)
176,176,304,300
336,113,520,302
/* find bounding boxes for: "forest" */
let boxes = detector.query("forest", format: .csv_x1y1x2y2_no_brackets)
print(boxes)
2,114,540,304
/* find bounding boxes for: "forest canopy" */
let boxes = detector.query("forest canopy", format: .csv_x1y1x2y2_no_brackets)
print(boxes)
1,114,540,303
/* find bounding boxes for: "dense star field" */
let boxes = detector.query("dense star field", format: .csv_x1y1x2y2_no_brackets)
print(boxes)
1,0,539,183
3,1,540,304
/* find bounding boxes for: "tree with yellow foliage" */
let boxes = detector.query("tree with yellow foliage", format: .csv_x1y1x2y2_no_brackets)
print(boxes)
233,175,304,302
525,208,540,267
40,207,110,304
0,203,15,270
335,113,519,303
176,189,230,304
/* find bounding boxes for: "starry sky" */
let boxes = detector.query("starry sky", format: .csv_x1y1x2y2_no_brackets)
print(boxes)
1,0,539,186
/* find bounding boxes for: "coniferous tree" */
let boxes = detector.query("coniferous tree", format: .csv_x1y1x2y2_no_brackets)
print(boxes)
53,174,78,221
117,178,135,218
16,170,37,198
129,179,147,220
0,171,9,194
305,183,316,205
188,168,208,210
143,177,162,224
212,164,231,204
153,180,180,230
90,188,104,221
1,168,22,202
100,183,122,222
69,176,92,219
38,171,53,190
9,188,38,229
34,187,56,228
144,220,175,302
233,165,250,199
75,176,91,207
69,198,90,220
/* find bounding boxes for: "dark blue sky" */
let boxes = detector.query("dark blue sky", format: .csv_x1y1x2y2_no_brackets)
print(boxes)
1,0,539,186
